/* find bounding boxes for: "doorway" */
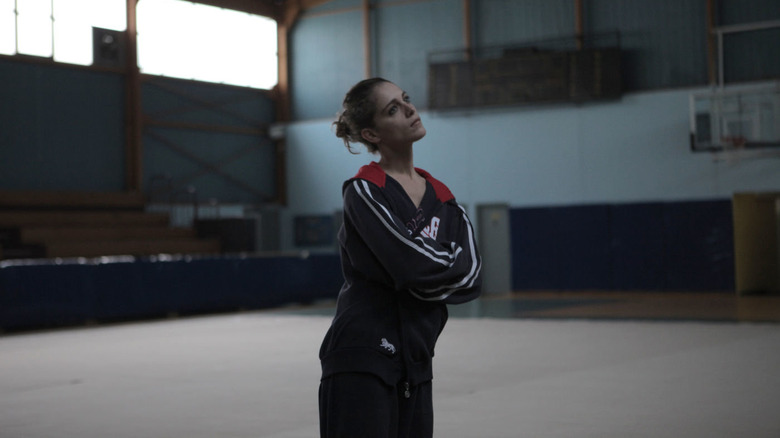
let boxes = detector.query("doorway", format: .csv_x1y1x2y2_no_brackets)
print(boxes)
477,204,512,295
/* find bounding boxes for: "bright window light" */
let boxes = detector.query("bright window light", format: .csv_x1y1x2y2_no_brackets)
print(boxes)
0,0,125,64
16,0,52,57
0,0,16,55
137,0,278,90
53,0,126,65
0,0,276,88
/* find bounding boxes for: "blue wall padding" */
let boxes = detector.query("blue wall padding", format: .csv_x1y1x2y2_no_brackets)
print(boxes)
0,253,343,332
510,205,613,290
662,200,735,290
511,200,734,291
1,199,736,332
610,203,667,290
0,264,97,329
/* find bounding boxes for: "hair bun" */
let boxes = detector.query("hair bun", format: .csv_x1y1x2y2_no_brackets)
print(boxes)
334,78,389,154
334,116,350,139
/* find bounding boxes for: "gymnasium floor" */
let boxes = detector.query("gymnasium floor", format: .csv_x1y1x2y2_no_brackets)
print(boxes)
1,291,779,438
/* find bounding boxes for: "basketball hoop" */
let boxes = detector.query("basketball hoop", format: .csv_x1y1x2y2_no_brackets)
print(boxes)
690,84,780,153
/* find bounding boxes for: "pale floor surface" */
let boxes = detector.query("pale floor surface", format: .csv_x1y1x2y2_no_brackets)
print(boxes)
1,311,779,438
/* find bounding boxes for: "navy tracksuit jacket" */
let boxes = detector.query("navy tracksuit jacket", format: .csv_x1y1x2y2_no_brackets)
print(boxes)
320,162,482,388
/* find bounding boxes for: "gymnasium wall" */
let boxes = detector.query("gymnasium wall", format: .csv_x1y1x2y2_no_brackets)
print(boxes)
1,0,779,309
0,59,278,203
283,0,780,292
0,58,125,191
281,83,778,291
290,0,780,121
141,77,278,204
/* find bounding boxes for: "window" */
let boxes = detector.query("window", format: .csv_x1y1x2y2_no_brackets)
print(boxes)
0,0,126,63
54,0,126,64
17,0,52,57
137,0,278,90
1,0,279,90
0,0,17,55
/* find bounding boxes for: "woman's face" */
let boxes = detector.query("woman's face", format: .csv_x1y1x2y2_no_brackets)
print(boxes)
362,82,426,148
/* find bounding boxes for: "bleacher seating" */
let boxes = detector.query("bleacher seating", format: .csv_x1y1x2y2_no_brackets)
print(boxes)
0,190,220,260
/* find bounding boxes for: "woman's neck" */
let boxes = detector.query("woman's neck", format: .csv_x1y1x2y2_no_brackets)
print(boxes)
378,144,415,178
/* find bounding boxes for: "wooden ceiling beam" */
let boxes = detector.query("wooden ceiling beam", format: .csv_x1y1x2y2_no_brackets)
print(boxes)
185,0,333,22
188,0,283,20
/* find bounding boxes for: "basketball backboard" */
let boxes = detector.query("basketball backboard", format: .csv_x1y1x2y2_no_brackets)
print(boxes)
690,84,780,152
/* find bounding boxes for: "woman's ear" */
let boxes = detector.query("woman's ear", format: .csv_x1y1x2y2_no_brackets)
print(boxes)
361,128,380,144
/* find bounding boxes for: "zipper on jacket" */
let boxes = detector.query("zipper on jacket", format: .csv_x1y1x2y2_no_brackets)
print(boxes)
403,381,411,399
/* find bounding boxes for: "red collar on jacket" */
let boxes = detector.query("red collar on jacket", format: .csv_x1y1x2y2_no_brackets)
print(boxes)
351,161,455,203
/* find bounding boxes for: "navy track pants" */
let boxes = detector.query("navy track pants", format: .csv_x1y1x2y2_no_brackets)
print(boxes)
319,373,433,438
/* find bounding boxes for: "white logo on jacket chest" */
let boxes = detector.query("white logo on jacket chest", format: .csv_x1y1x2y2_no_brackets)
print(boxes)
380,338,396,354
420,216,440,239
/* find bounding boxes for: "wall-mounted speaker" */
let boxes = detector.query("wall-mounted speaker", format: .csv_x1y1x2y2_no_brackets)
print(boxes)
92,27,125,68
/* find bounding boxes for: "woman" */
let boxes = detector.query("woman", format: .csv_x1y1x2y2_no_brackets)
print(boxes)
319,78,482,438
